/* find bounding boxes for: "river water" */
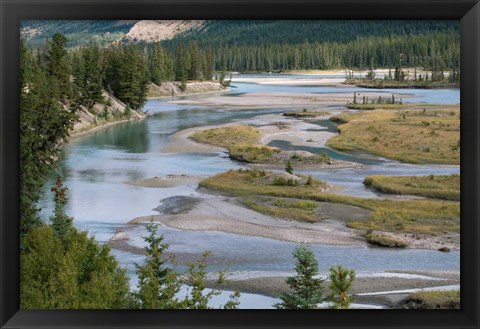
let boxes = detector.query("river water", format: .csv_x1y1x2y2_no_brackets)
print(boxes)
38,75,460,308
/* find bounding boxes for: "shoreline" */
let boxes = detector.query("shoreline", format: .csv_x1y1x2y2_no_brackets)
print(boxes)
68,114,147,140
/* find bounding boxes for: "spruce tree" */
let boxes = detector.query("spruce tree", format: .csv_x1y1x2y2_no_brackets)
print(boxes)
50,176,73,241
134,222,181,309
274,245,324,309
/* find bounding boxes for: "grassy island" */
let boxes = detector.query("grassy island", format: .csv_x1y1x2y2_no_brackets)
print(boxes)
364,174,460,201
200,169,459,235
190,125,260,148
344,78,459,89
327,107,460,164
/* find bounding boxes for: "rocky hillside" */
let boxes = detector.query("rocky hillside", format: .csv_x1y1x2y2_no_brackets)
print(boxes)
146,81,225,98
71,91,146,137
125,20,205,43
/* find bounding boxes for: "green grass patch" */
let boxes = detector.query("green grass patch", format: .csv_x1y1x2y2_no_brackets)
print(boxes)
243,197,320,223
229,144,281,163
327,107,460,164
364,174,459,201
190,125,260,148
199,169,460,235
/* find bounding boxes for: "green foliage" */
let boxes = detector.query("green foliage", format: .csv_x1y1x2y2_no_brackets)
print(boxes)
274,245,324,309
134,222,182,309
273,177,299,186
134,222,240,309
181,252,240,309
229,144,280,163
306,176,313,186
46,33,72,100
21,226,130,309
285,160,294,174
72,45,104,109
20,36,78,237
328,265,355,309
50,177,73,241
20,188,130,309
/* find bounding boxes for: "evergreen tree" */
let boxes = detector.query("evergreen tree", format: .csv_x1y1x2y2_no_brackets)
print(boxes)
203,48,214,80
50,176,73,241
328,265,355,309
73,45,104,109
175,44,189,83
20,36,78,237
134,222,181,309
285,160,294,175
134,223,241,309
274,245,324,309
188,41,202,80
45,33,72,100
20,180,130,309
181,252,240,309
116,45,148,110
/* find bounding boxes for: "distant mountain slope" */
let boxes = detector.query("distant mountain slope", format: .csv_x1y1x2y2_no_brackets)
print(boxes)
164,20,459,48
21,19,459,49
20,20,137,47
125,20,205,43
20,20,206,47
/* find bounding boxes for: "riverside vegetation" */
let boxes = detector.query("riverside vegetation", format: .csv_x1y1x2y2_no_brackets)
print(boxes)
199,169,459,236
328,106,460,164
190,125,333,166
363,174,460,201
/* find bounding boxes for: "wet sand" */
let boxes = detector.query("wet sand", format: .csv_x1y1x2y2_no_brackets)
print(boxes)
168,91,410,108
129,196,370,246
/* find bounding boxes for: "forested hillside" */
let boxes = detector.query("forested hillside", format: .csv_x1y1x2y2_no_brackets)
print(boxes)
165,20,459,47
21,20,137,48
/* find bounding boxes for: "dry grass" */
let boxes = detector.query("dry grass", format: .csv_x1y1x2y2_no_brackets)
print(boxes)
364,174,460,201
200,169,460,235
401,290,460,309
327,107,460,164
283,110,330,118
344,78,459,89
189,125,260,148
243,197,321,223
365,231,407,248
229,144,281,163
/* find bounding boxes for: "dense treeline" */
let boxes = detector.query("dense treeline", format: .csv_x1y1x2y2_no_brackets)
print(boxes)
20,35,149,237
207,32,460,72
161,20,459,71
143,32,460,80
166,20,459,48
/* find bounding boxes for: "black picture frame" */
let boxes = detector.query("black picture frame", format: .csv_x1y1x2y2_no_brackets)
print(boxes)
1,0,479,328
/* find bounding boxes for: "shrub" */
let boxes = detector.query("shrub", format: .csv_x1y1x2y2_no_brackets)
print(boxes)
285,160,294,174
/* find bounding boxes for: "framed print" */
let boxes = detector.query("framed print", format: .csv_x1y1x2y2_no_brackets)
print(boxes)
1,0,479,328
